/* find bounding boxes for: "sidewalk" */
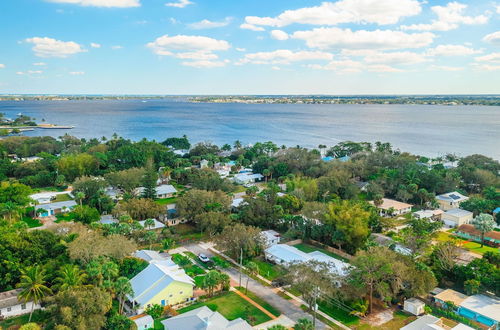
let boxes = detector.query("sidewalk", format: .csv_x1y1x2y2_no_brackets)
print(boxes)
231,287,277,320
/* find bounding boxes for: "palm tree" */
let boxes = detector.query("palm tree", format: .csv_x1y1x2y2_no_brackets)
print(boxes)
245,262,259,294
55,264,87,291
114,276,134,314
144,218,155,230
1,202,21,223
233,140,242,150
17,266,52,322
75,192,85,207
472,213,496,247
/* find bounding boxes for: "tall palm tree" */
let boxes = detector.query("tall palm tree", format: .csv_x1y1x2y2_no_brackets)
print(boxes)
75,192,85,207
114,276,134,314
144,218,155,230
55,264,87,291
1,202,21,223
17,266,52,322
245,262,259,294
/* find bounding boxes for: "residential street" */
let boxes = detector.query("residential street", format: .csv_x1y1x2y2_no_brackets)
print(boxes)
184,243,329,329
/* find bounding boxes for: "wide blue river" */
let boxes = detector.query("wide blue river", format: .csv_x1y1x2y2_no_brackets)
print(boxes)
1,99,499,159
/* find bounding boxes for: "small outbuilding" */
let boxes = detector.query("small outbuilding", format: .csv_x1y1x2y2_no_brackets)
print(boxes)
130,314,154,330
404,298,425,316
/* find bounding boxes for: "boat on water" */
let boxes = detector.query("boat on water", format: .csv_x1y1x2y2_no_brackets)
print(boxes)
37,124,75,129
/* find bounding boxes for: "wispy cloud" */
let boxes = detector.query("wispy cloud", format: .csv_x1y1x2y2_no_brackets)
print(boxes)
165,0,193,8
188,17,232,29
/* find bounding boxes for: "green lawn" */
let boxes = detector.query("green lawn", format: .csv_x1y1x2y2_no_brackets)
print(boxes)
177,292,272,326
435,231,499,255
293,243,349,262
212,256,230,269
52,193,73,202
248,258,283,281
317,300,359,326
155,197,178,205
194,275,206,288
0,310,49,329
184,264,206,277
22,216,42,228
153,319,164,330
55,212,76,223
235,286,281,317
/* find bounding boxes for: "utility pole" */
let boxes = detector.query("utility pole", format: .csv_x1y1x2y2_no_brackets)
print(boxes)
312,286,319,327
239,247,243,287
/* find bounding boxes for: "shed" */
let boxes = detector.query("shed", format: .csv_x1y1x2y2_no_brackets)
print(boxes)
130,314,154,330
404,298,425,316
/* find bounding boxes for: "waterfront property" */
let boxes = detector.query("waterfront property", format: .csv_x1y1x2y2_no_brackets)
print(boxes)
36,200,77,217
436,192,469,211
161,305,253,330
0,289,40,318
370,198,413,216
128,255,194,313
442,209,473,228
456,224,500,247
264,244,350,276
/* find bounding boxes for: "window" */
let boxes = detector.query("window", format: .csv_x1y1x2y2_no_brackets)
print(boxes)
179,291,183,294
21,304,26,310
161,300,165,306
169,294,173,297
7,307,11,312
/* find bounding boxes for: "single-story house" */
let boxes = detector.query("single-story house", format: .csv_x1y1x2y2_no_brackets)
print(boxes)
401,314,473,330
99,214,119,225
231,198,246,209
104,187,121,201
436,191,469,211
130,314,154,330
264,244,350,276
370,198,413,216
138,219,166,230
458,294,500,329
456,224,500,247
233,173,264,185
133,250,171,263
30,191,71,204
355,181,370,192
128,259,194,313
370,233,412,255
442,209,473,228
37,200,77,217
413,209,444,221
156,185,177,199
404,298,425,316
434,288,468,307
0,289,40,318
261,230,281,247
161,306,253,330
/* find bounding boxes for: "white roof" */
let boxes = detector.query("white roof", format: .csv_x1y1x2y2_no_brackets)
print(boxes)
445,209,473,217
37,200,77,211
129,261,194,306
234,173,264,182
156,184,177,195
413,210,443,218
100,215,118,225
138,219,166,230
231,198,245,208
261,230,280,241
162,306,252,330
133,250,170,263
459,294,500,322
437,191,468,203
265,244,350,276
405,298,425,307
401,315,441,330
30,191,71,203
452,324,475,330
132,314,154,328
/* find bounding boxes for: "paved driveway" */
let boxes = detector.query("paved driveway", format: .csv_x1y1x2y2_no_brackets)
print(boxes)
183,243,328,329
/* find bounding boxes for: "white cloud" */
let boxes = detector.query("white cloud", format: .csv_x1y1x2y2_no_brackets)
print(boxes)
244,0,421,28
240,23,265,32
272,66,281,70
17,70,43,75
33,62,47,66
236,47,246,52
90,42,101,48
270,30,289,41
181,60,227,68
25,37,86,58
165,0,193,8
363,51,429,65
366,64,404,72
497,5,500,14
426,44,481,56
239,50,333,65
16,72,24,75
310,59,403,73
0,64,5,69
46,0,140,7
483,31,500,45
292,28,435,50
111,45,123,50
188,17,232,29
401,2,488,32
175,51,219,60
69,71,85,75
428,65,463,71
471,63,500,71
475,52,500,63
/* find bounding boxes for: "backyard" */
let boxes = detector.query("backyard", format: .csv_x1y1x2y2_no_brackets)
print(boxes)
293,243,350,262
435,231,498,255
176,291,273,325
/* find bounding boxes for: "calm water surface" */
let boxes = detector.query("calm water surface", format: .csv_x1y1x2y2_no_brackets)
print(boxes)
1,99,499,159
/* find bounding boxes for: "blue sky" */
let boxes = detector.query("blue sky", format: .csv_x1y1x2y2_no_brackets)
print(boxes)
0,0,499,94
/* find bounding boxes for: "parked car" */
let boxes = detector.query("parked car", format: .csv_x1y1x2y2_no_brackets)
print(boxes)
198,253,210,263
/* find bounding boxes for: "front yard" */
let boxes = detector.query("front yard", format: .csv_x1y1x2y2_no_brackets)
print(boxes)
177,291,273,325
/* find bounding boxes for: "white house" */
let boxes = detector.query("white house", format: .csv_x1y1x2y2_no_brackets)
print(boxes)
265,244,350,276
138,219,166,230
135,184,177,199
436,191,469,211
234,173,264,185
404,298,425,316
37,200,77,218
442,209,473,228
133,250,170,263
130,314,154,330
413,209,443,221
401,314,473,330
261,230,281,247
370,198,413,216
0,289,41,318
162,306,252,330
30,191,71,204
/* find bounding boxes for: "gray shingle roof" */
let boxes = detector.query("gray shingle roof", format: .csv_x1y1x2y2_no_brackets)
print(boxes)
161,306,252,330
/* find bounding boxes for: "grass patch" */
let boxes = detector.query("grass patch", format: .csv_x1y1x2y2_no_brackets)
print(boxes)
435,231,499,255
52,193,73,202
277,290,292,300
248,258,283,281
354,311,416,330
155,197,178,205
153,319,165,330
184,264,206,277
212,256,230,269
178,292,272,326
235,286,281,317
293,243,349,262
22,216,42,228
55,212,76,223
317,300,359,326
194,275,206,288
0,310,49,329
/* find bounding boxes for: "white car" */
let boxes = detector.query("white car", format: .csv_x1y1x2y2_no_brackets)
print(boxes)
198,253,210,263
